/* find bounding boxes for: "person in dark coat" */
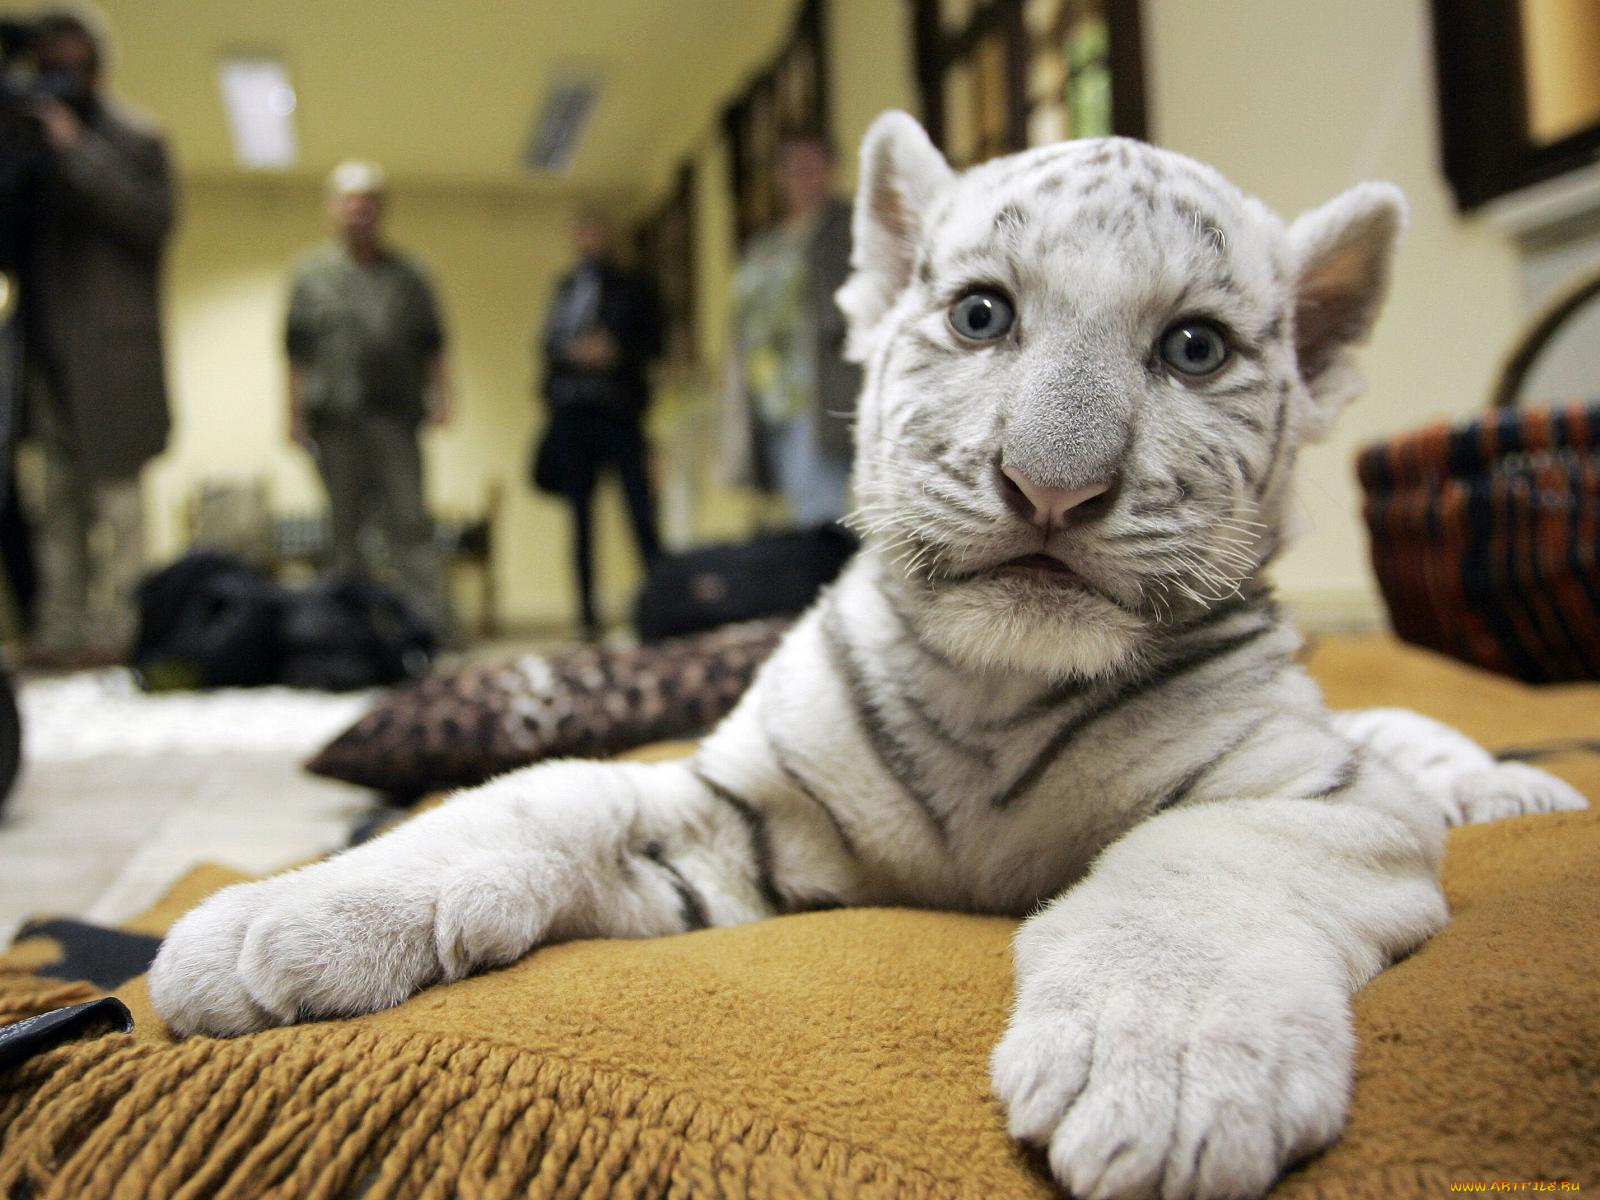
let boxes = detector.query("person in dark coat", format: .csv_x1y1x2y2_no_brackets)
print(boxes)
0,69,45,638
22,10,174,664
536,210,663,639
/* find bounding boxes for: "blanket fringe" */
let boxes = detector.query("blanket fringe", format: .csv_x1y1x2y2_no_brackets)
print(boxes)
0,965,100,1025
0,1008,960,1200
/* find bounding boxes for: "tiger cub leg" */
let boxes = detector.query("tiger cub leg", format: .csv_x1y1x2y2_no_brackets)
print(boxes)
991,771,1448,1200
1332,707,1587,825
149,759,782,1038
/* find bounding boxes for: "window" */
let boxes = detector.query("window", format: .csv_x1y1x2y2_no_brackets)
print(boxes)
912,0,1144,168
1433,0,1600,210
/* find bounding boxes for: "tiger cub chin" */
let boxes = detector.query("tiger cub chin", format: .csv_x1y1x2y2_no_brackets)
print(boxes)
151,113,1584,1199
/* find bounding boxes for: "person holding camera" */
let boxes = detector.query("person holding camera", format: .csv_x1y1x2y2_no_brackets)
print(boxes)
16,10,174,667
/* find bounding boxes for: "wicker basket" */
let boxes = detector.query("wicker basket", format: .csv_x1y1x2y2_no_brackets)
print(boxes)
1358,265,1600,683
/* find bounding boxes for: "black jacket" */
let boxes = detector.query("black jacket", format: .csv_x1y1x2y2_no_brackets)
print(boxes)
28,98,175,480
540,259,663,417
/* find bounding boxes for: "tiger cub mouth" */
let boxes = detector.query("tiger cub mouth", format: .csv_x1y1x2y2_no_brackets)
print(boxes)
994,553,1083,582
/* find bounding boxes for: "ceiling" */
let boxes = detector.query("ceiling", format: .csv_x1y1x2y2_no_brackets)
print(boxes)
94,0,800,201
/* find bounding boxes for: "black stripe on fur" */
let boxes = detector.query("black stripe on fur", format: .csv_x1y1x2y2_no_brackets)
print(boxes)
691,767,786,914
995,615,1280,810
765,727,861,859
642,841,711,931
822,601,951,842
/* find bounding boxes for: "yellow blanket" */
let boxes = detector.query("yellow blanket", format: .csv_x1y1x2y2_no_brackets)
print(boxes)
1,635,1596,1198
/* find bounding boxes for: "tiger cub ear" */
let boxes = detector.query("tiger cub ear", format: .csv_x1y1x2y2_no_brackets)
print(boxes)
1287,182,1407,440
836,110,955,362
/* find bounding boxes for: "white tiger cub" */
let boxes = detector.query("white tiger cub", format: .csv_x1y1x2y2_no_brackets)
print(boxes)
151,113,1585,1198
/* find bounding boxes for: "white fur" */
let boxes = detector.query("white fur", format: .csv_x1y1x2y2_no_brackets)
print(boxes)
151,114,1585,1199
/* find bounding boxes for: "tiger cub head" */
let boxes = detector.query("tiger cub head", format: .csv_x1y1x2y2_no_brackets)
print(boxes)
837,110,1404,679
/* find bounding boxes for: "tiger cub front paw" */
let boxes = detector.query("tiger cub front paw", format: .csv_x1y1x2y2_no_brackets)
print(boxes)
149,848,548,1038
991,949,1351,1200
1450,761,1587,824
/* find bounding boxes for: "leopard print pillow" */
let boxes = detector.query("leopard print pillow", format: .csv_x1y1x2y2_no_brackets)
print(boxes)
306,620,788,796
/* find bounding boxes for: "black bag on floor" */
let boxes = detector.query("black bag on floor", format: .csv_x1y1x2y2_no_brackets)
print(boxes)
134,552,437,691
133,552,284,689
633,523,857,642
278,580,437,691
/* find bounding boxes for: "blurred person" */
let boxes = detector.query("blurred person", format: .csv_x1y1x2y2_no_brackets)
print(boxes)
285,160,450,632
19,9,174,665
534,208,662,640
725,131,860,526
0,51,40,638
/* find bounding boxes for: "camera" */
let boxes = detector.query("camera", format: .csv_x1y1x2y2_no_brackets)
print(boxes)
0,18,34,62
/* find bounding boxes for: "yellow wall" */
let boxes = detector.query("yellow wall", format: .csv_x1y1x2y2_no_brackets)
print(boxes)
121,0,805,637
828,0,919,192
150,180,645,630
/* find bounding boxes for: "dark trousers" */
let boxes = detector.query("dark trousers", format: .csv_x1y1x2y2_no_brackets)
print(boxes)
31,368,144,653
308,410,445,631
549,407,660,633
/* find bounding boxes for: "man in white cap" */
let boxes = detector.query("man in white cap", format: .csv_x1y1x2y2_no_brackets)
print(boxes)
284,160,451,630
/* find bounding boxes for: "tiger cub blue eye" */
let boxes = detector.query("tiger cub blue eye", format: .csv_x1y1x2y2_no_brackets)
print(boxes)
1159,321,1230,376
948,291,1015,342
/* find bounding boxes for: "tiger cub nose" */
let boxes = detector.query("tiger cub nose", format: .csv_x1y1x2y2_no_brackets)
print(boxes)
999,465,1111,528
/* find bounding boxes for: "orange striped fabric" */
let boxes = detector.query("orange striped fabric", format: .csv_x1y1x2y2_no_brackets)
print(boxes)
1357,401,1600,683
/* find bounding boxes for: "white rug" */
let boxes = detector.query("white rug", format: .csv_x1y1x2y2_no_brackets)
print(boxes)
2,671,381,944
21,669,373,760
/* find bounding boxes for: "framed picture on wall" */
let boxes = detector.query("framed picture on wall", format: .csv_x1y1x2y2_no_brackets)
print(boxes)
1433,0,1600,210
911,0,1146,167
